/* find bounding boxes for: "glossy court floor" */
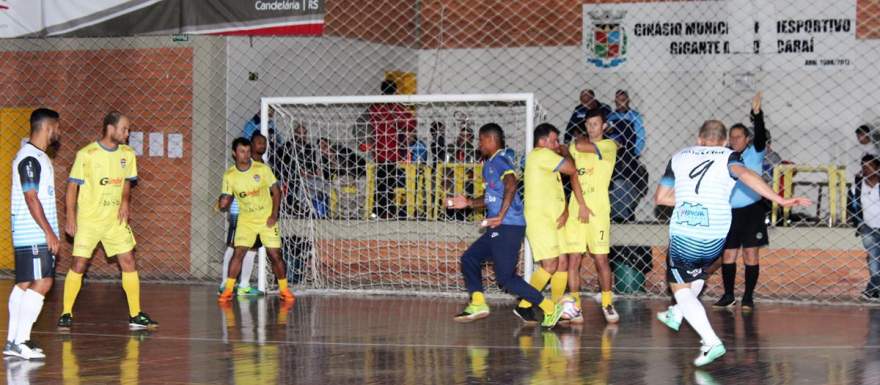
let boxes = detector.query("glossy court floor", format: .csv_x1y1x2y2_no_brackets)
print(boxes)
0,280,878,384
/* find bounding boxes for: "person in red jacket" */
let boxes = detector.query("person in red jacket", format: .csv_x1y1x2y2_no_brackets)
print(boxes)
368,80,416,218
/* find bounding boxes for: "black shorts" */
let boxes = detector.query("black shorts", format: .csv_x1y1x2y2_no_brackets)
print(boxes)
724,200,770,249
14,244,56,283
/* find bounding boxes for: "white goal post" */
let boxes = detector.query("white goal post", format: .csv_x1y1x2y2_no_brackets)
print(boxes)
257,93,539,294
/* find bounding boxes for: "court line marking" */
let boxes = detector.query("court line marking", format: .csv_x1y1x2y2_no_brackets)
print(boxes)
29,330,880,351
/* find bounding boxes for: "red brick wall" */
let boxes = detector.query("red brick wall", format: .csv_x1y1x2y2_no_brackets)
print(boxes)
0,47,193,278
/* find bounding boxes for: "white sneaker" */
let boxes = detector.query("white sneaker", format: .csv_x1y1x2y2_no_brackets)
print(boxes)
5,342,45,360
602,304,620,323
693,341,725,367
657,306,683,331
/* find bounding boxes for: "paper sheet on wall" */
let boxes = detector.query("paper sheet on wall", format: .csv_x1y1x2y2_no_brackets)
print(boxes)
167,133,183,158
129,131,144,156
149,132,164,157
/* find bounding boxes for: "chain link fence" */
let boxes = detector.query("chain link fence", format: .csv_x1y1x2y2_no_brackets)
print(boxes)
1,0,880,302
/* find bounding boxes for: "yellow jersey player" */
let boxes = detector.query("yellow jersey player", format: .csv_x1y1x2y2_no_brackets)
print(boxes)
58,111,158,330
516,123,590,324
561,109,620,324
217,137,294,303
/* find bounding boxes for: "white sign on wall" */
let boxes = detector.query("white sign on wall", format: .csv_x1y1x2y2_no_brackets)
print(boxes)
582,0,856,72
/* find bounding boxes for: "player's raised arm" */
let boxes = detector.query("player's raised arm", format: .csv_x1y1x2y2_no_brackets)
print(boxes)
558,158,591,224
729,164,811,207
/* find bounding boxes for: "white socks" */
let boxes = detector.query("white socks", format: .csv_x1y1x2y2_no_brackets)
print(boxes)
6,286,24,343
14,290,45,344
668,280,706,323
673,282,720,347
239,250,257,289
222,247,234,282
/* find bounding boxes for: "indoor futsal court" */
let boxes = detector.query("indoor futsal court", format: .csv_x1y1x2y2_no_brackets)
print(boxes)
3,0,880,384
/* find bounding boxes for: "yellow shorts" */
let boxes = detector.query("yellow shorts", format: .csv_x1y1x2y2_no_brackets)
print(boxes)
72,222,137,258
234,220,281,249
525,215,564,262
561,212,611,255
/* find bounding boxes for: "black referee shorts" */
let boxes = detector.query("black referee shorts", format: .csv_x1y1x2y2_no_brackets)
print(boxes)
14,244,56,283
724,200,769,249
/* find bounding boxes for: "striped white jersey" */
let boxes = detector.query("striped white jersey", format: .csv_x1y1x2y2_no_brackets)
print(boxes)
659,146,744,240
10,142,59,246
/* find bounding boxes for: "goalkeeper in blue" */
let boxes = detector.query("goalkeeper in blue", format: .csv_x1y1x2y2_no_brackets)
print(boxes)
654,119,811,366
449,123,564,328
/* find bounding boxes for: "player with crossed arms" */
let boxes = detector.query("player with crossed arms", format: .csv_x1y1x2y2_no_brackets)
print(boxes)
653,119,810,366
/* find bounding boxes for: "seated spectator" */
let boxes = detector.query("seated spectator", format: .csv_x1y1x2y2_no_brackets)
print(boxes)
564,89,612,144
405,130,428,163
848,155,880,300
430,121,447,163
318,137,366,180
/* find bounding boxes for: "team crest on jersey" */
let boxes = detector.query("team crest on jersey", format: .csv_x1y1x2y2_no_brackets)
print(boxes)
120,158,127,168
253,174,261,182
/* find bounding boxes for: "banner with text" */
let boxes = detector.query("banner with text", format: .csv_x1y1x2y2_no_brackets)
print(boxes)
582,0,856,72
0,0,325,38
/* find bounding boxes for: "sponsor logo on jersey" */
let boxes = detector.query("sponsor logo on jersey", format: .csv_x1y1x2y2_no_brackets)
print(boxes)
99,177,124,186
675,202,710,227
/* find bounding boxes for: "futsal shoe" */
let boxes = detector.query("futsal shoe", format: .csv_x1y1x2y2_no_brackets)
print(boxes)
741,297,755,312
21,341,42,354
712,294,736,308
513,306,539,326
656,306,683,331
237,286,264,297
57,313,73,329
218,290,234,303
4,343,44,360
129,312,159,330
453,303,490,323
694,341,726,367
279,288,295,302
602,304,620,324
541,302,564,328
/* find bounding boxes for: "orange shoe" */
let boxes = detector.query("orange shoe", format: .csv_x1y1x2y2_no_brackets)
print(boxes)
218,291,233,303
279,289,295,302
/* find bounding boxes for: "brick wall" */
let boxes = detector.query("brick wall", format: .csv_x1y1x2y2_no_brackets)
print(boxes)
0,47,194,278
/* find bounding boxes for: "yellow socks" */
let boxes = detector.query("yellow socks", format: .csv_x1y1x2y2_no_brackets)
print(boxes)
471,291,486,306
538,299,555,315
121,271,142,317
519,267,552,308
222,278,236,296
62,270,83,315
278,278,289,292
574,292,582,308
601,291,613,308
550,272,568,303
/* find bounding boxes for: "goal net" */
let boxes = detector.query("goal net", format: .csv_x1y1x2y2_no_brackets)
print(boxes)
256,94,541,294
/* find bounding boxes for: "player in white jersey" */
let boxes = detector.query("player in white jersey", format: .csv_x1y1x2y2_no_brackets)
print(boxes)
653,120,810,367
5,109,61,360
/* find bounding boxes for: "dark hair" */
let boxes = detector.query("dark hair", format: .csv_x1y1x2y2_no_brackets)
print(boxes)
857,125,872,135
102,111,125,135
381,79,397,95
615,89,628,97
533,123,560,146
29,108,59,134
584,108,606,123
729,122,751,138
478,123,505,148
231,137,251,152
250,132,266,141
862,154,880,168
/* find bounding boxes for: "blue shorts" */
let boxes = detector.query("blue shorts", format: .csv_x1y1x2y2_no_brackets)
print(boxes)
666,235,724,284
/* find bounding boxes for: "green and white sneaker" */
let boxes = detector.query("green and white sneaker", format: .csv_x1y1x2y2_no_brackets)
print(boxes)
541,302,564,328
657,306,683,332
694,341,726,367
453,303,490,323
237,286,264,297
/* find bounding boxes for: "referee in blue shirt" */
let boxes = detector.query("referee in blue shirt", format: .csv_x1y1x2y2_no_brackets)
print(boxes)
714,92,768,310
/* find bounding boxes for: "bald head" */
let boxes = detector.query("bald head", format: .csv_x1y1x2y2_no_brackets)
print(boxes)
698,120,727,146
